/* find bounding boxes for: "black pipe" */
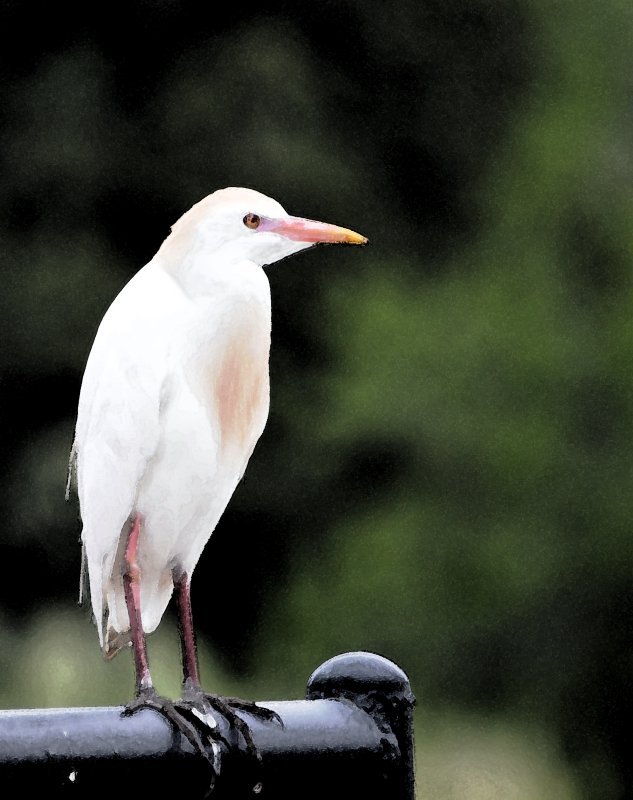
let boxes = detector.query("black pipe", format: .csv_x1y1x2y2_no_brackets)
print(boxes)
0,651,415,798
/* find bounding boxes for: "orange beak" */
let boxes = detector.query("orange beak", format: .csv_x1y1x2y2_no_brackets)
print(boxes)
261,215,368,245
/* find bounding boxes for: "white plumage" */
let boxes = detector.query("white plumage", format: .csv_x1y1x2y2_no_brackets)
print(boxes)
69,187,366,676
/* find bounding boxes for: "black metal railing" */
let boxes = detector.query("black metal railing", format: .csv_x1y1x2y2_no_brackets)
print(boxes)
0,651,415,798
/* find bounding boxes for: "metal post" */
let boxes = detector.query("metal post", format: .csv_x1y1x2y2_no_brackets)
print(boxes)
307,651,416,799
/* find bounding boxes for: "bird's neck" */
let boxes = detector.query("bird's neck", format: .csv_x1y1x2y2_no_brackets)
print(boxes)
156,250,269,301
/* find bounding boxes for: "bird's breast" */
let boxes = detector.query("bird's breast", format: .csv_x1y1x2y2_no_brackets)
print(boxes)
214,325,270,455
184,300,271,461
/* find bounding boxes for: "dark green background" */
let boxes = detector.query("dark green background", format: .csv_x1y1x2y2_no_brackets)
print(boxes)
0,2,631,797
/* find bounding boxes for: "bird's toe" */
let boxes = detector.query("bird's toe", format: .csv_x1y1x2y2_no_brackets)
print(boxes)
178,686,279,764
122,689,222,775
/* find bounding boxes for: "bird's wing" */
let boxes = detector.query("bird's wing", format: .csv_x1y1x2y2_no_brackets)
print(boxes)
72,263,185,643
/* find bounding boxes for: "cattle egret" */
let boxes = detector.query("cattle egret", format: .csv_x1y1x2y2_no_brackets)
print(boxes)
69,186,367,757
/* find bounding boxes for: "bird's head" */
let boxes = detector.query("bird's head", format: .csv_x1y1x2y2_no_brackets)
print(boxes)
158,187,367,272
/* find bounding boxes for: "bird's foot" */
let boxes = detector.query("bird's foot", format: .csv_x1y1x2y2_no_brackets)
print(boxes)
122,687,222,777
180,681,283,764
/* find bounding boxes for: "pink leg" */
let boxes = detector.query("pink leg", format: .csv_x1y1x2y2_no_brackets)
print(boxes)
123,513,153,695
174,570,201,688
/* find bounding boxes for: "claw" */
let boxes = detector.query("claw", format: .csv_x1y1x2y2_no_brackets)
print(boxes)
224,697,284,728
180,686,278,765
122,685,276,795
122,688,221,781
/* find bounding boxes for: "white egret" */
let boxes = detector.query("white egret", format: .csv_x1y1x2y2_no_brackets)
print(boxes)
68,186,367,755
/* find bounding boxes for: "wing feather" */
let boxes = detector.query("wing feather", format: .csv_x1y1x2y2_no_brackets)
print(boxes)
71,262,184,649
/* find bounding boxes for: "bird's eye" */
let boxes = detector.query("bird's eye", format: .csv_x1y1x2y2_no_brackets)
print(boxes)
243,213,261,230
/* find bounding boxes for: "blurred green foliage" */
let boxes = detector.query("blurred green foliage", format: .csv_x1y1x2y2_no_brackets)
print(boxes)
0,1,631,797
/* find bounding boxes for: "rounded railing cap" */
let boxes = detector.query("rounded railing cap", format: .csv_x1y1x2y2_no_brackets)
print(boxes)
307,652,413,700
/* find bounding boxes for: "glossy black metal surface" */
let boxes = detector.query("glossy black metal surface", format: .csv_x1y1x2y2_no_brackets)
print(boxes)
0,652,415,798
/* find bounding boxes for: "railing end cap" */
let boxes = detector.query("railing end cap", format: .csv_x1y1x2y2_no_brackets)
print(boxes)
306,651,414,704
